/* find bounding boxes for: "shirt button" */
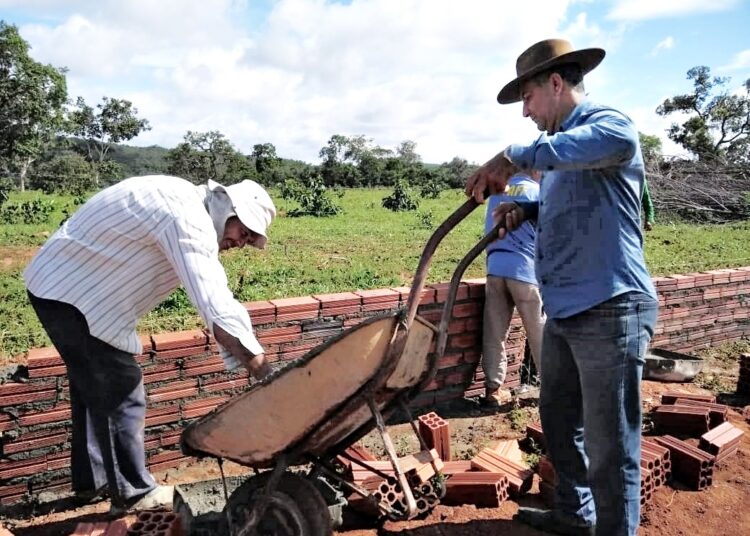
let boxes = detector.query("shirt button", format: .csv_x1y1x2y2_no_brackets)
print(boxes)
539,201,544,206
541,278,548,285
538,254,544,260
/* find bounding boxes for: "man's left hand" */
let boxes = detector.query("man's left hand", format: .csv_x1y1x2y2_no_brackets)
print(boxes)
493,202,525,239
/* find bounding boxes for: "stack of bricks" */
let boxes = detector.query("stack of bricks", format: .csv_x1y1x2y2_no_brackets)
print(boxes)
642,438,671,489
3,266,750,506
651,268,750,353
652,435,715,490
652,391,729,437
71,511,182,536
525,422,546,451
738,353,750,395
700,422,744,462
470,448,534,496
536,455,556,507
417,412,451,461
443,471,510,508
0,283,490,506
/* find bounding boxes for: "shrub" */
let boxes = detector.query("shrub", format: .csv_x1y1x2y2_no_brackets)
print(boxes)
30,153,95,195
0,177,13,207
0,198,55,224
419,177,445,199
382,180,419,211
282,173,342,217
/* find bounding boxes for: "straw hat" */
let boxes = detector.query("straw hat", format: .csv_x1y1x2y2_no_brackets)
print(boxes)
497,38,605,104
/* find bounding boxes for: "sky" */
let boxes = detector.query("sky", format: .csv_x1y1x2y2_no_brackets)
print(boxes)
1,0,749,164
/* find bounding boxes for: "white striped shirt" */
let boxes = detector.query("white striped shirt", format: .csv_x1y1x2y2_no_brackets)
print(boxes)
24,175,263,369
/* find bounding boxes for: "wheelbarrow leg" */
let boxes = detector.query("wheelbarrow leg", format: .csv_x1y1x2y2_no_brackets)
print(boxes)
367,398,418,519
235,454,289,536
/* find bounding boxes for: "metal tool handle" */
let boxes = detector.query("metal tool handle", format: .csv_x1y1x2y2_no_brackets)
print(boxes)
404,197,482,329
415,217,507,392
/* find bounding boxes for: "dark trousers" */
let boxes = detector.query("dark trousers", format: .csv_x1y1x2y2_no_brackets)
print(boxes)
28,292,156,505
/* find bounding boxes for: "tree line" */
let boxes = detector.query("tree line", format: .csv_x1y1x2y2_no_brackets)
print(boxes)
1,20,748,221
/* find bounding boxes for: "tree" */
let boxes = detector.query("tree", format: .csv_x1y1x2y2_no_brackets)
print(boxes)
30,152,95,194
0,21,67,191
638,132,663,167
319,134,361,187
67,96,151,184
440,157,475,188
167,130,254,185
250,142,281,185
396,140,421,166
656,66,750,162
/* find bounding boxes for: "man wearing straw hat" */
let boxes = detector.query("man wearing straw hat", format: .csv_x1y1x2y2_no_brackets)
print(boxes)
466,39,658,536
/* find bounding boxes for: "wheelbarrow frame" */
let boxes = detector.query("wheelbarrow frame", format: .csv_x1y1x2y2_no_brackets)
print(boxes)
180,197,505,534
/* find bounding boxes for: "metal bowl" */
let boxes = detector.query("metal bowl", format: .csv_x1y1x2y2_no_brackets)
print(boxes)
643,348,704,382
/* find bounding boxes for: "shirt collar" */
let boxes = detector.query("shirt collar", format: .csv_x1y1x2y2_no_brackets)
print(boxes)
560,99,594,132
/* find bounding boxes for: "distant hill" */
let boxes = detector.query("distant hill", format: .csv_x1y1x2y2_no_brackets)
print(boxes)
107,143,171,176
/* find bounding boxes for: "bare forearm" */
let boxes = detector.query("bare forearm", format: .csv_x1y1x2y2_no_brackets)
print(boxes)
213,324,271,379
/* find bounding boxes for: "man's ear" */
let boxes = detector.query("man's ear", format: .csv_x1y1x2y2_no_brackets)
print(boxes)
550,72,565,95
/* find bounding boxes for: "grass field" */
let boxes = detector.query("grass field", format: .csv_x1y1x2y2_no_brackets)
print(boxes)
1,187,749,361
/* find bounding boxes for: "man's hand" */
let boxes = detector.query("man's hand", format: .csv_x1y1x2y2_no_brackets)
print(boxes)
245,353,272,380
493,202,525,239
212,324,272,381
465,148,519,203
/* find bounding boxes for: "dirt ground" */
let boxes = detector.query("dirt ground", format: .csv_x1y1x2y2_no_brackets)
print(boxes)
2,342,750,535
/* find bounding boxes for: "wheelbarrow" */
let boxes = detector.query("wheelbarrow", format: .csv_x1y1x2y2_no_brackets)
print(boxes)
180,196,504,535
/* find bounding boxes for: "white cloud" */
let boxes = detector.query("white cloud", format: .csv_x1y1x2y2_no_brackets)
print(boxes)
718,49,750,72
607,0,738,22
11,0,623,163
650,36,674,57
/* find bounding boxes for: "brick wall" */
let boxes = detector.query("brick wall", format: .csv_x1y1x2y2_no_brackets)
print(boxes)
1,267,749,506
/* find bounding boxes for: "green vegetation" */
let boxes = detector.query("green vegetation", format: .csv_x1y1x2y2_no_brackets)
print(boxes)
1,188,750,362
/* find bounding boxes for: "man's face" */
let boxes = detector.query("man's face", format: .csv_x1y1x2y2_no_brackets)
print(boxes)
220,216,264,251
520,76,557,133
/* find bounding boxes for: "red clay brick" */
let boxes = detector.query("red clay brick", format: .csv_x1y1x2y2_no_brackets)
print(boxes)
18,405,71,427
28,365,67,378
430,282,470,303
151,329,208,351
462,278,487,298
26,346,62,369
0,388,57,407
361,301,399,312
353,288,400,304
257,325,303,345
148,386,199,403
244,300,276,317
313,292,362,308
270,296,320,312
0,455,47,479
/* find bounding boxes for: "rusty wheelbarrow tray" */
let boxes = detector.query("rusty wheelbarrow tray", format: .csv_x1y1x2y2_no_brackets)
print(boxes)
180,197,503,534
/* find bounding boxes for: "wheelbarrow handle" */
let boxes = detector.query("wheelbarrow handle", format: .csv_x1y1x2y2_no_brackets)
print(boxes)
404,197,478,327
404,193,494,328
415,216,507,393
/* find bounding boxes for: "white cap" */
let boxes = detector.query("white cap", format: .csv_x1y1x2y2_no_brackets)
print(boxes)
207,179,276,249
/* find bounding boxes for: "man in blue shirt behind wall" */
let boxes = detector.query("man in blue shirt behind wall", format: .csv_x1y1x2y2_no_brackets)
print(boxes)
466,39,658,536
483,170,545,406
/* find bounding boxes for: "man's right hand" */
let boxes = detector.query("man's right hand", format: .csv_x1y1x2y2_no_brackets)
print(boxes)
245,353,272,380
465,149,519,203
493,202,525,239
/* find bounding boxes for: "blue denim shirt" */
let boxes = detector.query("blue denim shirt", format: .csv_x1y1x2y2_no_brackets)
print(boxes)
506,100,656,319
485,174,539,285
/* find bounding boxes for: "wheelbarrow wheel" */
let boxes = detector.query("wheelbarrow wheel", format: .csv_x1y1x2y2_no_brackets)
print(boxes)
225,472,332,536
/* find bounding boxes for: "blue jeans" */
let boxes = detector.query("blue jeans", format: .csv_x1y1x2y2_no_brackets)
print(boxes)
539,292,658,536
